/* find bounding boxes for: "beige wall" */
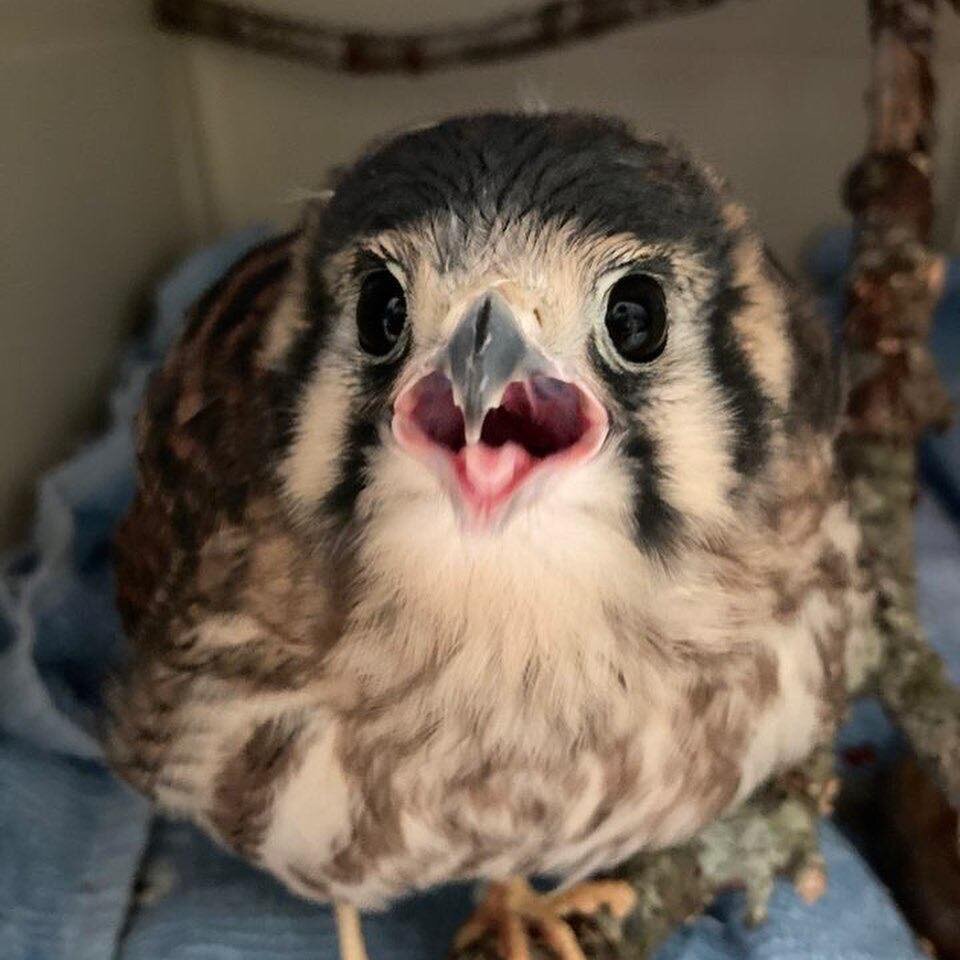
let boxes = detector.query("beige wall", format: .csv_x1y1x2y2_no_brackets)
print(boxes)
1,0,193,544
181,0,960,258
3,0,960,545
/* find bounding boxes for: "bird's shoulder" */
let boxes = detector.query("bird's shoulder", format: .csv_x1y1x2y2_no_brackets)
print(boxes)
114,234,297,638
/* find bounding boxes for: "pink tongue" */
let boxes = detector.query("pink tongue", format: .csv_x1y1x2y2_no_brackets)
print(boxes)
459,443,533,500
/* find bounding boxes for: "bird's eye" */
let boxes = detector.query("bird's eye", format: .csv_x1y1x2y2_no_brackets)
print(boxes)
357,270,407,357
604,274,668,364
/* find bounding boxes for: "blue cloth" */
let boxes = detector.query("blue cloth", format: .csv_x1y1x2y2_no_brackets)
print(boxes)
2,229,957,960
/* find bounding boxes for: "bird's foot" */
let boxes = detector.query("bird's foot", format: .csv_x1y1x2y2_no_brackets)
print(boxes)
454,876,636,960
334,901,369,960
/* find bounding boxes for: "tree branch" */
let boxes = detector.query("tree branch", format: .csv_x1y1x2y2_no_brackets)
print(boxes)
840,0,958,815
154,0,746,74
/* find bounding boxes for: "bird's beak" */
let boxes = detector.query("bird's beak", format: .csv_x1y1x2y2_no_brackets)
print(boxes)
442,290,549,443
393,291,609,526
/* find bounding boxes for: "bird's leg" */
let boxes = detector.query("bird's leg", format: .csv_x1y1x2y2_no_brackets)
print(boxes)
454,876,636,960
334,901,369,960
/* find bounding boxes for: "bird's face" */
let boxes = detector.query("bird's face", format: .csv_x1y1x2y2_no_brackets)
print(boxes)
278,114,803,561
360,223,656,529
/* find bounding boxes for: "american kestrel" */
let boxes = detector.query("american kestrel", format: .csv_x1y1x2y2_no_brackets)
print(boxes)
109,113,873,959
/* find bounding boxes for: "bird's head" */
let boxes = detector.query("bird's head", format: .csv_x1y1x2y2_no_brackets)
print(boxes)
274,113,835,563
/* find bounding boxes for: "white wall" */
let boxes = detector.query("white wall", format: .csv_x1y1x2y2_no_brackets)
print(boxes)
179,0,960,260
3,0,960,545
1,0,194,544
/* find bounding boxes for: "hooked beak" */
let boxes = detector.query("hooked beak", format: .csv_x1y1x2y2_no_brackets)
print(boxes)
443,291,547,443
392,291,608,525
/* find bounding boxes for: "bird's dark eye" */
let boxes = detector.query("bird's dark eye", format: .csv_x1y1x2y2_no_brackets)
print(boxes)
604,274,668,364
357,270,407,357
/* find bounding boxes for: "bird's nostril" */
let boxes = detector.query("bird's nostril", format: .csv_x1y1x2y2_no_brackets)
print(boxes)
530,375,569,401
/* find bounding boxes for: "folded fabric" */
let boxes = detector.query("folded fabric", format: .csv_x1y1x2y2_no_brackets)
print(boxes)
2,227,957,960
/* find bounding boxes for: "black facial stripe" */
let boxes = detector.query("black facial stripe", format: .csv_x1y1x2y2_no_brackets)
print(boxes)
321,351,409,528
321,414,380,528
291,113,781,541
272,266,337,453
705,283,771,479
275,318,328,438
622,429,683,558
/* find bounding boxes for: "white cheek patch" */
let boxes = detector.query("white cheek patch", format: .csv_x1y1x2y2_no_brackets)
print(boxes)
728,238,793,412
280,361,354,513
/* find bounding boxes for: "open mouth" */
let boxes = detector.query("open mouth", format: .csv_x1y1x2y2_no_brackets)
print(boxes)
393,370,608,521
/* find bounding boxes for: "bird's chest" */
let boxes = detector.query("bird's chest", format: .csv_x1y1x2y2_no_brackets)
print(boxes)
252,520,854,908
324,615,824,904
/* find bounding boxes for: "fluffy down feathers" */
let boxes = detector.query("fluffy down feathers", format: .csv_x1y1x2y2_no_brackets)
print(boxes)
109,113,874,908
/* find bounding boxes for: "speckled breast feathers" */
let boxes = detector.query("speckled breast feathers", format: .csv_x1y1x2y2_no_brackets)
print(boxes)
108,113,875,908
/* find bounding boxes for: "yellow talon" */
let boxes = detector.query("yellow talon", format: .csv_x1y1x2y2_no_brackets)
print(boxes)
454,876,636,960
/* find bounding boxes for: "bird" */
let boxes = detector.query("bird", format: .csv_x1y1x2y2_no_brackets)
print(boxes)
107,112,875,960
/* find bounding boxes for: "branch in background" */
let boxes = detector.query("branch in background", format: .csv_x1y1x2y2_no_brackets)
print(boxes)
841,0,958,814
154,0,744,74
840,1,960,951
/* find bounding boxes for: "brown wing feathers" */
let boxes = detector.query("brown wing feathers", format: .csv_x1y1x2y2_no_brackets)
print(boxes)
114,235,296,639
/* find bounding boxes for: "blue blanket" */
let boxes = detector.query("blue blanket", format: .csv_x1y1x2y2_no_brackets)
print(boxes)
2,229,958,960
